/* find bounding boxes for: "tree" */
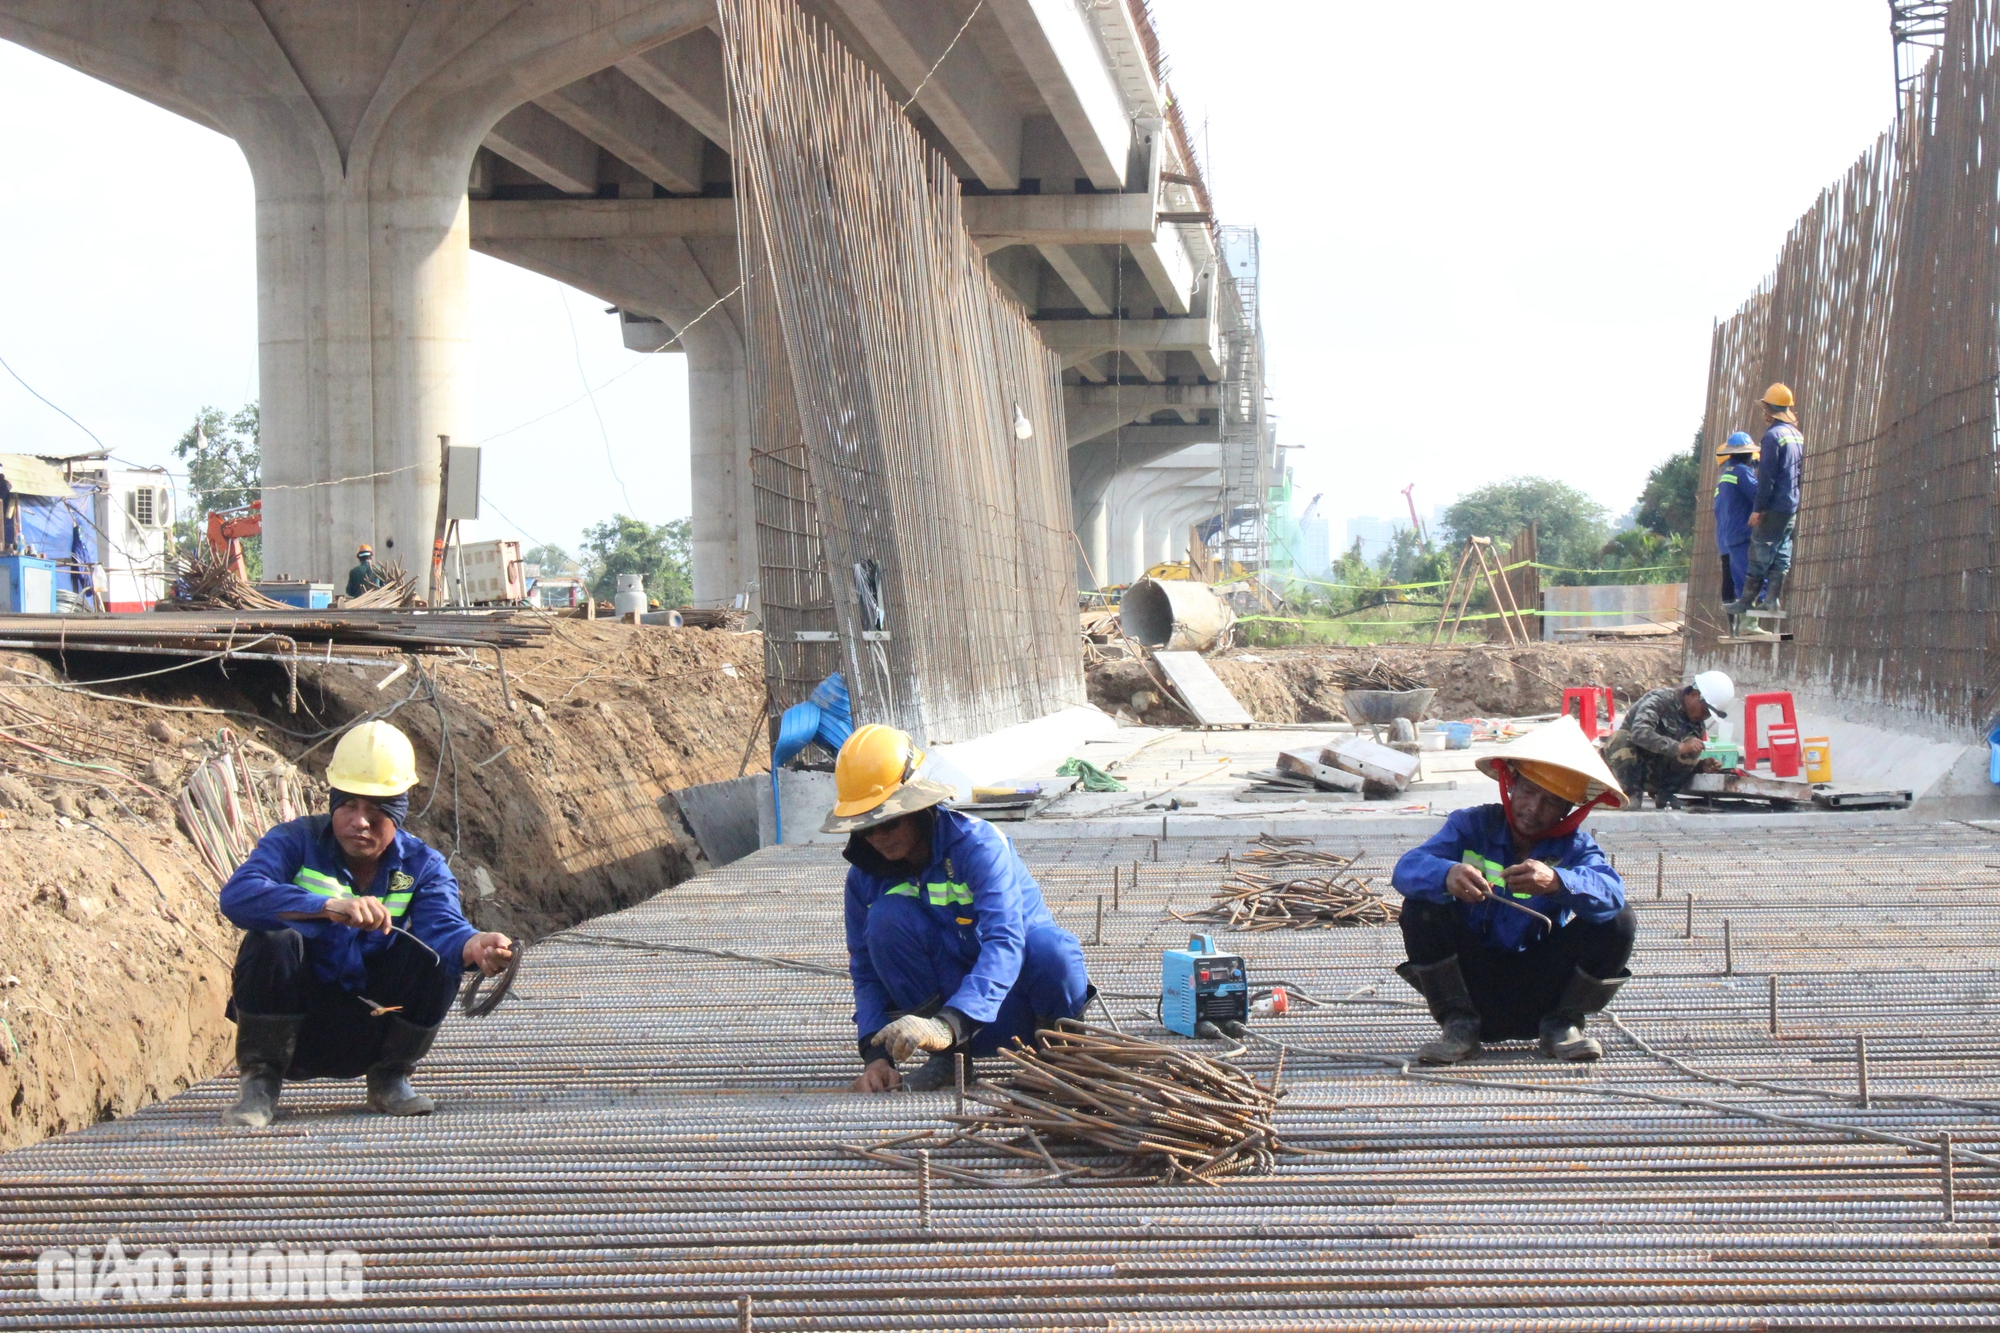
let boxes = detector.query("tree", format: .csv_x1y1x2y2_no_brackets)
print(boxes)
1592,527,1688,584
522,543,578,575
171,402,261,576
1634,435,1699,538
579,515,692,606
1440,477,1608,573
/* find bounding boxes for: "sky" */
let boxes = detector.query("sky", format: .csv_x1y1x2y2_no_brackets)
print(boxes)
0,3,1896,562
0,42,687,561
1149,0,1893,548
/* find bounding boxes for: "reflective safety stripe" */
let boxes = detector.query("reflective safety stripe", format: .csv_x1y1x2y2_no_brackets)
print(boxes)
926,881,973,907
383,892,415,918
292,868,350,898
885,882,920,898
1462,849,1542,901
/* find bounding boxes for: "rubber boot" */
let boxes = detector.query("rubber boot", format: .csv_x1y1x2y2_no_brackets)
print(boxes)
1400,957,1483,1065
223,1013,302,1127
1721,573,1763,618
1538,968,1627,1062
365,1017,441,1115
901,1050,964,1091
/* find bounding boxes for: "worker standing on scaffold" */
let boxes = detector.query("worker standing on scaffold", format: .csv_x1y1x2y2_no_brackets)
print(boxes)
829,724,1094,1092
1390,718,1634,1065
217,721,514,1126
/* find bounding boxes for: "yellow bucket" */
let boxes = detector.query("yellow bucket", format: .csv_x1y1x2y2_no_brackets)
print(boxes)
1801,736,1832,784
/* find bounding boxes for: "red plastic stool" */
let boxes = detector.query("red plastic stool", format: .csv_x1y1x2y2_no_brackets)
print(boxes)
1561,686,1616,739
1742,691,1803,775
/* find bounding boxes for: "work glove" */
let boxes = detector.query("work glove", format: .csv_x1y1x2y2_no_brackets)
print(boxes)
873,1013,956,1064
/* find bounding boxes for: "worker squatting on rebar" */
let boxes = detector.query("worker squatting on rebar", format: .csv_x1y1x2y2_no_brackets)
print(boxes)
216,721,515,1127
1601,671,1733,809
826,724,1094,1094
1390,717,1635,1065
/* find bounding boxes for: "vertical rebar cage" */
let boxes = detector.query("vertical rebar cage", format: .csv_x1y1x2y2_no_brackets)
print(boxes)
721,0,1084,745
1693,0,2000,732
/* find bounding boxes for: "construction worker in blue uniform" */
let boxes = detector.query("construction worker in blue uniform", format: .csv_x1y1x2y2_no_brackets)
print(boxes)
829,724,1093,1092
1712,431,1759,631
1724,383,1803,633
218,721,515,1126
1391,717,1634,1064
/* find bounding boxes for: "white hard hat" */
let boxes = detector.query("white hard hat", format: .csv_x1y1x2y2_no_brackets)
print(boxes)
1691,670,1734,718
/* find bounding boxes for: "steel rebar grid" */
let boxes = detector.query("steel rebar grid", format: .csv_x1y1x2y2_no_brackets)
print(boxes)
3,820,2000,1327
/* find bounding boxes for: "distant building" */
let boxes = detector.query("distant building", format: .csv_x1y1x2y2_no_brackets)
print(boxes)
1343,515,1403,555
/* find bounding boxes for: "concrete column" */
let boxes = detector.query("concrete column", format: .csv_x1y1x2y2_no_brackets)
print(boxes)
1077,497,1108,591
0,0,710,589
468,230,759,613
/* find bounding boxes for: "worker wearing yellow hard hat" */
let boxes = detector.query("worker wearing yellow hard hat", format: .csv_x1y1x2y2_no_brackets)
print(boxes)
1390,717,1634,1065
825,724,1094,1093
217,721,514,1127
1724,382,1804,632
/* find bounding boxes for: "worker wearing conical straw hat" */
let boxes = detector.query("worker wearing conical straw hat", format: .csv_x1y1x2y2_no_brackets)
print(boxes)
826,723,1094,1093
1390,717,1635,1064
216,721,514,1127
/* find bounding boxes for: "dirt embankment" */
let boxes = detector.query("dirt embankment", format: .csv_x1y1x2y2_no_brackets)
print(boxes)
3,619,767,1152
1089,641,1686,727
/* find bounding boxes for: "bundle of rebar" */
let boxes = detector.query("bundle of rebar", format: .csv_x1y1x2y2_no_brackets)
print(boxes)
1234,832,1356,868
1177,864,1401,930
177,729,307,880
343,560,418,609
168,547,292,611
1328,657,1427,691
953,1023,1280,1183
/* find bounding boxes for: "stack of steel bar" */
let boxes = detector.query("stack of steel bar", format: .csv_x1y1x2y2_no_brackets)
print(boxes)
1176,860,1401,930
0,609,550,661
5,824,2000,1327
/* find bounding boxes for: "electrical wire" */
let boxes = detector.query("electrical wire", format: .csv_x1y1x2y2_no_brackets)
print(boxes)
0,351,106,452
559,284,635,515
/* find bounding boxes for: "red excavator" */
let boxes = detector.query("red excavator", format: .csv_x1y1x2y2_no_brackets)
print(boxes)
204,501,262,579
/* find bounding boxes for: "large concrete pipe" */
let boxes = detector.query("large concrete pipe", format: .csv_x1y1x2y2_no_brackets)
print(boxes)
1120,577,1236,652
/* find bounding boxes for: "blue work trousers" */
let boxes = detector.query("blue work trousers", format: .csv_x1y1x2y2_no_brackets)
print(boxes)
1720,546,1750,602
1744,511,1795,584
864,893,1090,1055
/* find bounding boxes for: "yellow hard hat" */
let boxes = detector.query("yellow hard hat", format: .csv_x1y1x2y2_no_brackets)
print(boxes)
325,721,419,797
831,723,924,818
1760,382,1795,408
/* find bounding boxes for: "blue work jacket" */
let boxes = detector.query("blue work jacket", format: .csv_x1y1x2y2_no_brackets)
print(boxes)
1755,423,1803,515
220,816,477,992
1713,460,1757,552
1391,804,1625,951
843,805,1056,1039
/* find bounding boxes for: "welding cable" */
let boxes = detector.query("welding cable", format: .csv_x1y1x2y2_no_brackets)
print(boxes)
552,930,849,978
1609,1012,2000,1116
459,942,523,1017
1240,1030,2000,1172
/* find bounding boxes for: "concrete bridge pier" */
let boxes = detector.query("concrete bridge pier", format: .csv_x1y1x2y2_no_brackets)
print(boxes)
0,0,710,589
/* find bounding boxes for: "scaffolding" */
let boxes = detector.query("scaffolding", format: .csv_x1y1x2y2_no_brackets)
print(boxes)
1214,224,1272,575
1891,0,1952,104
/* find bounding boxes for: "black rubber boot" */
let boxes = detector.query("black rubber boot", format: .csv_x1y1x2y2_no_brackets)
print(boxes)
222,1013,302,1128
1538,968,1627,1062
902,1050,964,1091
1722,574,1764,618
1399,957,1483,1064
365,1017,442,1116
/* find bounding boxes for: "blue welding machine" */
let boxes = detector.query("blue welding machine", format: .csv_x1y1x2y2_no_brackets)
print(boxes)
1161,934,1249,1037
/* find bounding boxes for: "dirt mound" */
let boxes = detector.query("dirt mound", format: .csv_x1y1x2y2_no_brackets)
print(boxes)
3,618,768,1152
1088,640,1685,726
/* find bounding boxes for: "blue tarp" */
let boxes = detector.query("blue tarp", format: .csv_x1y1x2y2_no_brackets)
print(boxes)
16,487,98,593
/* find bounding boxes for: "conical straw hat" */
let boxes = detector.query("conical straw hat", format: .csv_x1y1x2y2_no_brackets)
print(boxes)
1474,715,1629,810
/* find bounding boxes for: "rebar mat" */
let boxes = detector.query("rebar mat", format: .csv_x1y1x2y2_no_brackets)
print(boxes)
5,820,2000,1328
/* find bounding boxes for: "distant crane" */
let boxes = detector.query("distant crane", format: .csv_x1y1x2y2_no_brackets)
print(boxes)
1399,484,1427,545
1891,1,1952,105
